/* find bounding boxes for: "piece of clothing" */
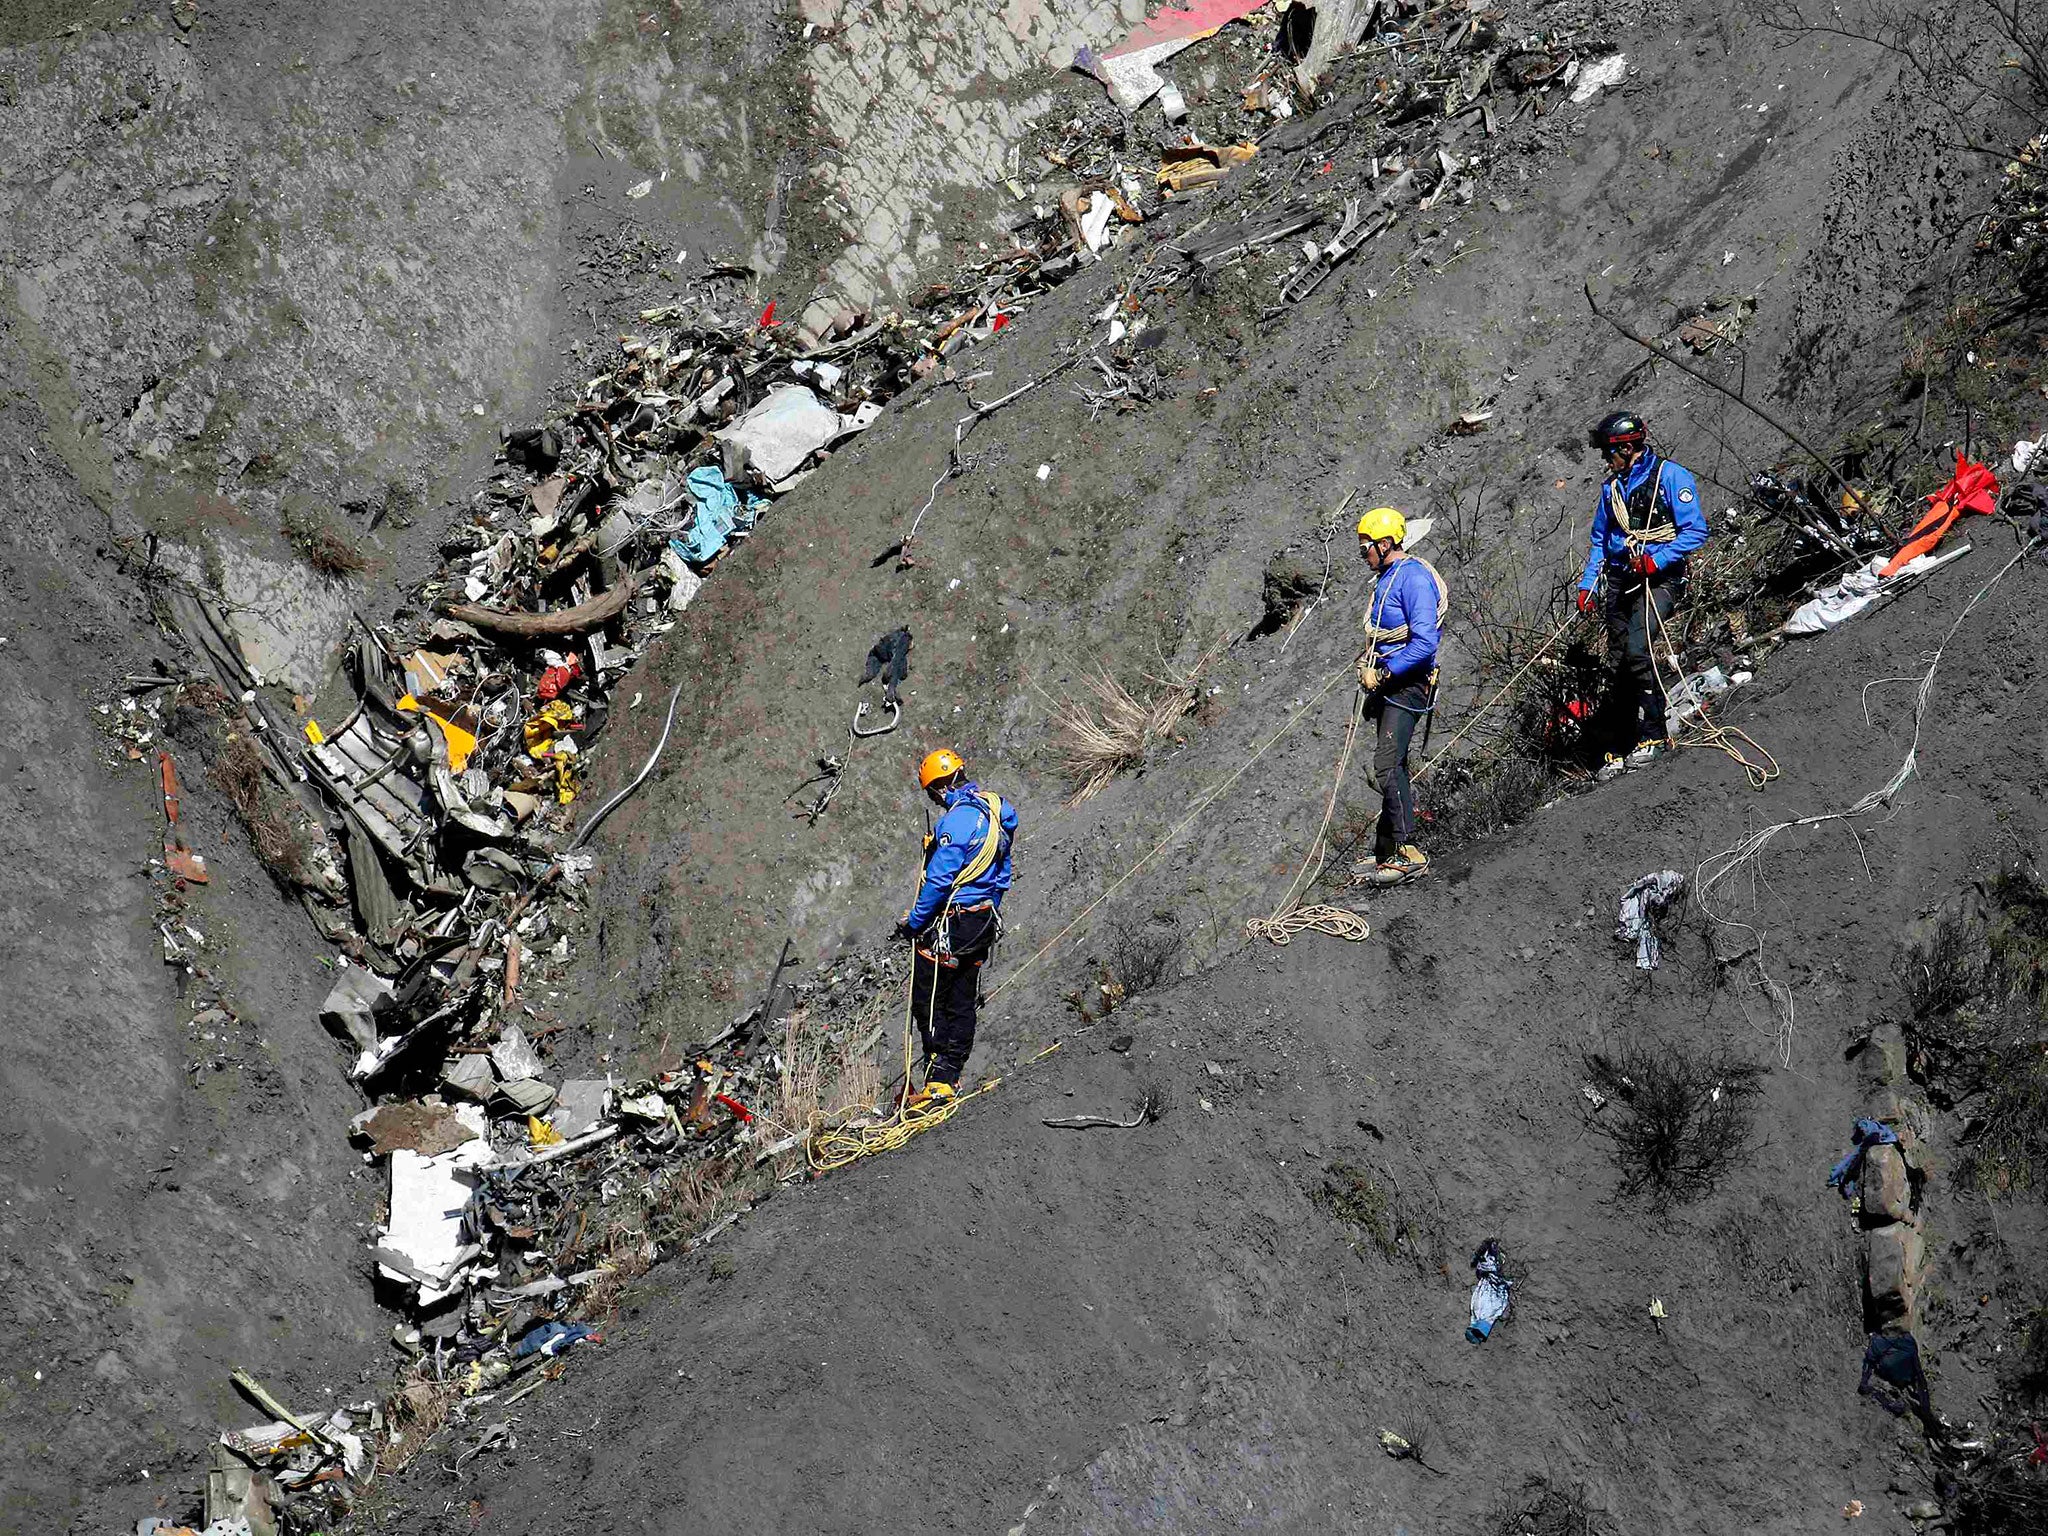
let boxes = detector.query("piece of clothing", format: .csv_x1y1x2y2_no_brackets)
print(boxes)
1370,676,1431,860
1828,1118,1900,1199
1602,574,1681,752
906,781,1018,932
1363,554,1446,679
1578,453,1709,591
514,1320,603,1359
1617,870,1686,969
669,465,766,566
860,627,912,704
1467,1239,1512,1343
911,906,996,1086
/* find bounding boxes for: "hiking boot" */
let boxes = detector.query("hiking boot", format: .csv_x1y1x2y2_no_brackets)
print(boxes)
1596,753,1631,784
903,1080,956,1113
1626,736,1669,768
1371,845,1429,887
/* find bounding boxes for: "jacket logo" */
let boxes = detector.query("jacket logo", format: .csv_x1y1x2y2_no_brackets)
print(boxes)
1678,488,1695,503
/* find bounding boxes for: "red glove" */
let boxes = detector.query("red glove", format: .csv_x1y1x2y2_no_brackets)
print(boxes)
1630,551,1659,577
1575,588,1596,616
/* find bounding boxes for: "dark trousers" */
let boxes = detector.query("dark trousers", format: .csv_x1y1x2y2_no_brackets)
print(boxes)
1371,674,1433,859
1602,571,1682,753
910,905,996,1086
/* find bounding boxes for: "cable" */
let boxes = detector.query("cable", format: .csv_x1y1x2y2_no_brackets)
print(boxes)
567,681,684,851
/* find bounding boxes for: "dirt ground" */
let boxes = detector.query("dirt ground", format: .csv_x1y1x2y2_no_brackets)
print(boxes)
4,0,2046,1530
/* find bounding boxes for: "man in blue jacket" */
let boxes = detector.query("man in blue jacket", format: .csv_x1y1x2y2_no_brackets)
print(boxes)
1355,506,1446,887
1574,411,1709,776
894,748,1018,1105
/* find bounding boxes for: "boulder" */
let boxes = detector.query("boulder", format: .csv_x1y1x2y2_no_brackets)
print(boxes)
1866,1222,1926,1324
1861,1141,1915,1225
1864,1020,1908,1087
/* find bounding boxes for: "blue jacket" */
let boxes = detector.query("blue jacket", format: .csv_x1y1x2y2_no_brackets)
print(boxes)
906,781,1017,931
1577,454,1709,591
1366,555,1443,678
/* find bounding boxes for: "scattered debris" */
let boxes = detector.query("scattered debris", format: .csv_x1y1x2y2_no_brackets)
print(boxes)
1569,53,1629,103
1466,1237,1512,1342
1043,1086,1166,1129
1616,870,1685,970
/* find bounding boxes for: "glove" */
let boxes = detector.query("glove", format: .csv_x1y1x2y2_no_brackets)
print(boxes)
1356,656,1382,694
1575,588,1597,616
1630,550,1659,577
893,917,915,942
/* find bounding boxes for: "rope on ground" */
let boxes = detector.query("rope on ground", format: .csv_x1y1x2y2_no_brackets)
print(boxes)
1694,538,2037,1069
1246,687,1372,944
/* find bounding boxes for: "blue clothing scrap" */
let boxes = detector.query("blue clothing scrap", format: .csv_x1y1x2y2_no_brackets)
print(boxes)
1828,1117,1899,1198
1366,555,1443,679
513,1320,603,1359
906,781,1018,932
669,465,766,566
1577,454,1709,591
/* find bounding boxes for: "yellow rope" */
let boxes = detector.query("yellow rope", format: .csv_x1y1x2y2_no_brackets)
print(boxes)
804,949,1055,1173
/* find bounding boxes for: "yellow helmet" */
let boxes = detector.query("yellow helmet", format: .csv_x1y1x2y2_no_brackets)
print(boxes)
918,748,966,789
1356,506,1406,544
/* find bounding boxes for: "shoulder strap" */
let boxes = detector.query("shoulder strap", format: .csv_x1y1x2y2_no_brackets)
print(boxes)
952,791,1006,889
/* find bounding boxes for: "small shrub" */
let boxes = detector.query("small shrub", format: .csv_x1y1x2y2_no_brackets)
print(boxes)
2009,1303,2048,1404
1585,1042,1764,1200
1102,910,1184,997
1933,1445,2048,1536
1422,751,1552,849
1897,866,2048,1195
707,1251,739,1281
1313,1162,1444,1270
1898,911,1987,1020
1487,1477,1615,1536
281,503,368,579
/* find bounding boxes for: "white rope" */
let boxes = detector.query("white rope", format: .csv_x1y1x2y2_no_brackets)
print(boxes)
1694,539,2036,1067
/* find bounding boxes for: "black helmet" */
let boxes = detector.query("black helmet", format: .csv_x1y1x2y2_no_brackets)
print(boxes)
1590,410,1649,455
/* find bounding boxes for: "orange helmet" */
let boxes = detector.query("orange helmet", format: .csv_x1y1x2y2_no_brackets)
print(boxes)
918,748,965,789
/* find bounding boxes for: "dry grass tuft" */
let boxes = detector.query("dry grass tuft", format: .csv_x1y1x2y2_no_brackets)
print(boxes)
1040,646,1221,803
377,1373,461,1474
777,1007,883,1147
